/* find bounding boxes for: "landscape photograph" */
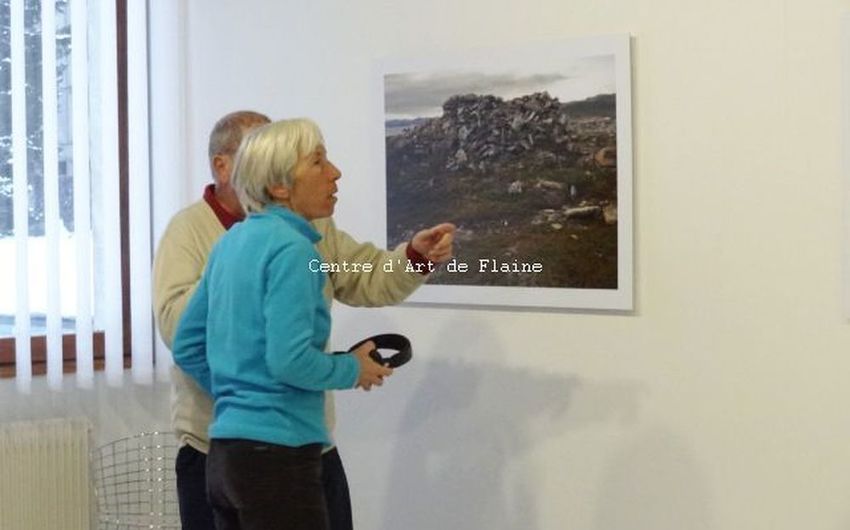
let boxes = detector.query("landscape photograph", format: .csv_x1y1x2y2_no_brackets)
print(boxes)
384,52,623,291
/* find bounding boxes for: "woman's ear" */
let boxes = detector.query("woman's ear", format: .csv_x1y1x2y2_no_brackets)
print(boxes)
267,184,291,201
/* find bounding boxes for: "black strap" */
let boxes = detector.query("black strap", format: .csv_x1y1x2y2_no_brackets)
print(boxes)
347,333,412,368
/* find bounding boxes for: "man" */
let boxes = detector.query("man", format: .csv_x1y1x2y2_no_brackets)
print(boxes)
152,110,454,530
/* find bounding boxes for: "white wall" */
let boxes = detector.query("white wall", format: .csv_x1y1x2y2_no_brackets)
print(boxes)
173,0,850,529
0,374,170,447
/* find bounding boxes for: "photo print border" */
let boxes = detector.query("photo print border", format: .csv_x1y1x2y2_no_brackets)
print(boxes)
373,34,634,310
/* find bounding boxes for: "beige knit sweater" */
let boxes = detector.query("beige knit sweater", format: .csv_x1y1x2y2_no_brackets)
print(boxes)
152,198,426,453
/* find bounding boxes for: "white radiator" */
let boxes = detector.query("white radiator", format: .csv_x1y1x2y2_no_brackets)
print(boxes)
0,417,92,530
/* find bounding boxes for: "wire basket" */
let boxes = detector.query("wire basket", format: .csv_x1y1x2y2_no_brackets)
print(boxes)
91,431,180,529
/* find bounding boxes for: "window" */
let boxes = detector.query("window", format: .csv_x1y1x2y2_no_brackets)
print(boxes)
0,0,153,391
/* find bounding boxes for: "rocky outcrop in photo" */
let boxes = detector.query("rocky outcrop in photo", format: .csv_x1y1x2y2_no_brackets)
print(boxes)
387,92,582,174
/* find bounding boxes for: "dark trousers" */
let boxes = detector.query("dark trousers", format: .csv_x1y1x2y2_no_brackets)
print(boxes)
175,444,353,530
206,439,327,530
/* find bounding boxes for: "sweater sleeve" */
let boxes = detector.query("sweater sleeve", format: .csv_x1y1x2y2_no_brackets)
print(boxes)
172,272,212,395
263,242,359,391
316,218,427,307
152,216,207,349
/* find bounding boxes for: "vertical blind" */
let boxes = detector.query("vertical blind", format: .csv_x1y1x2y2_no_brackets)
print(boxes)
2,0,154,392
70,0,92,384
126,0,151,385
41,0,61,387
96,0,122,386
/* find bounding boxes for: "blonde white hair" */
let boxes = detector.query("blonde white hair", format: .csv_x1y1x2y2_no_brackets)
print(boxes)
231,118,325,213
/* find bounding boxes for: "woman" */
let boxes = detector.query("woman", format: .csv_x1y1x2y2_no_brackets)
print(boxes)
172,118,392,530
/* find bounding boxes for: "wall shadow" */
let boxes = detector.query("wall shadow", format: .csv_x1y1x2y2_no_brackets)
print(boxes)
375,357,645,530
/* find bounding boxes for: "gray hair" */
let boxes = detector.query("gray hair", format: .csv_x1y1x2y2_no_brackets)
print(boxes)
231,118,325,213
207,110,270,179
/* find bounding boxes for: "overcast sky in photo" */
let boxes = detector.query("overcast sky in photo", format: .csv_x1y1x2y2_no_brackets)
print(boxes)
384,54,615,120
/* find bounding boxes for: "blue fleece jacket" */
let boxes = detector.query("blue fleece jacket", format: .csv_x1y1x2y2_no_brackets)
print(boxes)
172,205,359,447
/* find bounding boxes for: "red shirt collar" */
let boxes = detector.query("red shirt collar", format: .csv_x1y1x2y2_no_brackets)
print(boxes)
203,184,244,230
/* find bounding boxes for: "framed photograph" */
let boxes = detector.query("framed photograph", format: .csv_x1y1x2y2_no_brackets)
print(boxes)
374,35,633,310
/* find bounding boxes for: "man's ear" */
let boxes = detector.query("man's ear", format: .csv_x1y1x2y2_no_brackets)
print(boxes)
212,154,232,185
267,184,291,201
